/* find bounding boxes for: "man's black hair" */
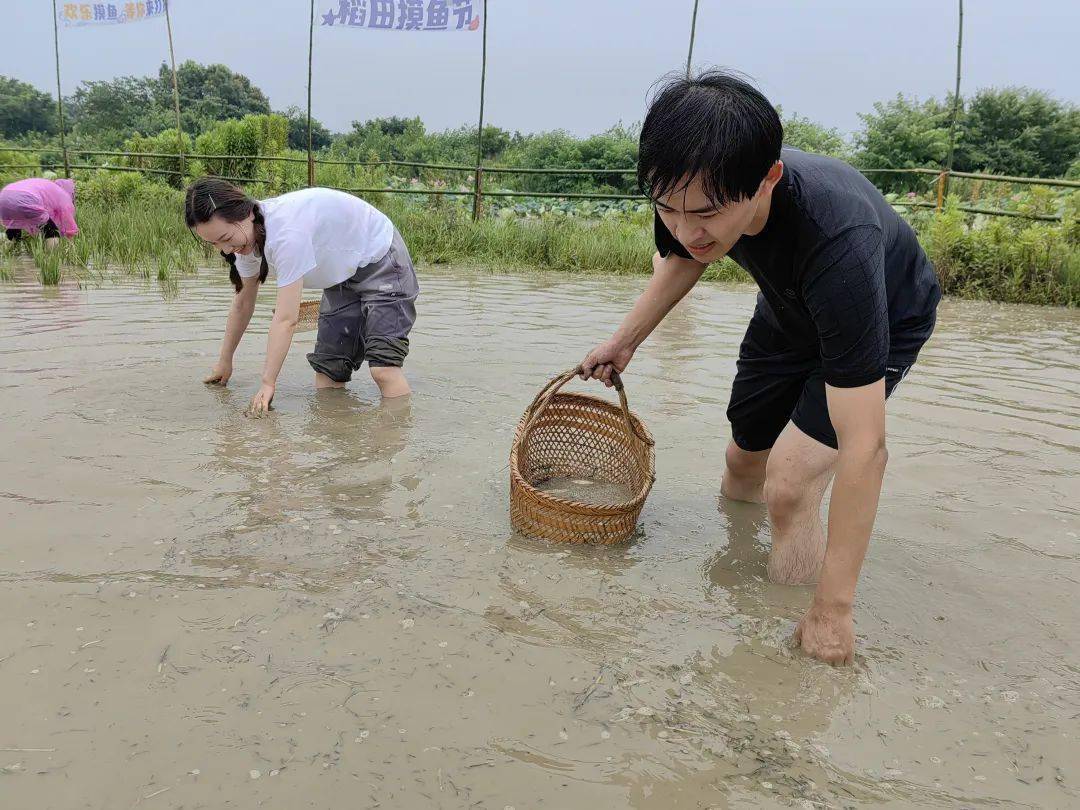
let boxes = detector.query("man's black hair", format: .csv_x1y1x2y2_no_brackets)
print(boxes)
638,69,783,208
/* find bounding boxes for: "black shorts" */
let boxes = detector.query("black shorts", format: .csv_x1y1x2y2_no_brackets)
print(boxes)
6,220,60,241
726,314,921,452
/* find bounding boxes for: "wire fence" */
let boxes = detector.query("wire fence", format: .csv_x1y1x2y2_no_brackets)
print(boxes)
2,144,1076,223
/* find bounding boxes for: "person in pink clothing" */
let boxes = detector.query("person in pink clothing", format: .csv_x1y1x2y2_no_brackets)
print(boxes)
0,177,79,250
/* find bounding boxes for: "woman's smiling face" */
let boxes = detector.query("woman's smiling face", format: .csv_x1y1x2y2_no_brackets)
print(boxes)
194,212,256,255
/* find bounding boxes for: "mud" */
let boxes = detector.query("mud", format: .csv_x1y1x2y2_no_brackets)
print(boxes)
0,266,1077,808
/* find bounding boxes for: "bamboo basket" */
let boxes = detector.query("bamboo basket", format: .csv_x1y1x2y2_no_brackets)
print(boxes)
296,299,321,332
510,368,655,545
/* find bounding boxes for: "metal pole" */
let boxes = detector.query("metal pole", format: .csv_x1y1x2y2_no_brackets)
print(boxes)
472,0,488,221
51,0,70,178
164,0,185,178
307,0,316,187
685,0,700,78
943,0,963,198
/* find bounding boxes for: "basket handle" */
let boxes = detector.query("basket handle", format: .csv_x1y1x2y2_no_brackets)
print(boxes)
522,367,654,447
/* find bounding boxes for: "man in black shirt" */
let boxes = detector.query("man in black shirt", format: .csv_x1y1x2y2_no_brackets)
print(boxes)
581,71,940,665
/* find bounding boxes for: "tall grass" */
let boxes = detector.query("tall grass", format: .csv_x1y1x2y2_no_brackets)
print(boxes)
910,198,1080,305
29,239,62,285
0,247,16,281
55,171,209,283
3,169,1076,306
377,195,749,282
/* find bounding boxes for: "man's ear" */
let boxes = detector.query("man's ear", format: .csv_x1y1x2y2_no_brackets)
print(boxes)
758,160,784,197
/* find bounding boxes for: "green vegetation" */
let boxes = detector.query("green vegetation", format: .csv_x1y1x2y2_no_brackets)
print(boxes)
0,76,58,139
857,88,1080,192
66,61,273,148
28,238,62,285
1,61,1076,187
0,170,1075,306
0,172,209,286
2,62,1078,303
913,197,1079,305
0,249,16,282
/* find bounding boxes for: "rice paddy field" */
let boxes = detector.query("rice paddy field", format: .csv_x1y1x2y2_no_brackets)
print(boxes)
1,260,1077,809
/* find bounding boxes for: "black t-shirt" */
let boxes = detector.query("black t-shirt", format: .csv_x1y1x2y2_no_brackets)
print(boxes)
655,148,941,388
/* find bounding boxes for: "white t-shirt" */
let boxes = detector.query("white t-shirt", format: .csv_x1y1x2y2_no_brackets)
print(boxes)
234,188,394,290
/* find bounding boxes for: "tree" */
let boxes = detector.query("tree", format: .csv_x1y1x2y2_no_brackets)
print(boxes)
780,111,850,159
0,76,57,139
501,128,635,194
196,113,289,182
854,95,953,191
157,62,271,134
856,87,1079,186
67,75,170,145
418,124,516,163
65,62,273,145
337,116,428,160
955,87,1080,178
278,106,332,151
572,125,639,193
123,128,194,187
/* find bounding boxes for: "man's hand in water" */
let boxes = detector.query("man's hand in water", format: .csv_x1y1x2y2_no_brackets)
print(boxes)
204,360,233,386
793,600,855,665
579,337,635,387
248,382,275,417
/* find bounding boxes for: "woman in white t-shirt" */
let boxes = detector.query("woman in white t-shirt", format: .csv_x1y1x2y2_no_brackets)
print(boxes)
185,178,419,414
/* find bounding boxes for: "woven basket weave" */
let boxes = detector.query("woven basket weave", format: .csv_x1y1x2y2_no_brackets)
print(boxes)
296,299,321,332
510,368,655,545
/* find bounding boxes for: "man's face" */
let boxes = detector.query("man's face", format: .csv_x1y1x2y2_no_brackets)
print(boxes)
654,167,778,264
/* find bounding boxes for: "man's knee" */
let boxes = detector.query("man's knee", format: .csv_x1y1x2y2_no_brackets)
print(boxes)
763,474,808,526
724,442,766,482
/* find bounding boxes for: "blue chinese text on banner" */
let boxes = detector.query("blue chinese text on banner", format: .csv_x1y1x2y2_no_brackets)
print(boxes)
320,1,479,31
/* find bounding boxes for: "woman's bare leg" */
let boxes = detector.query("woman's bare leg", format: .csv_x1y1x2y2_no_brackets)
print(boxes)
369,366,410,398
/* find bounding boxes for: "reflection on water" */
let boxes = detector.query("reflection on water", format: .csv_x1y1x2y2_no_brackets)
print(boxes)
0,264,1077,808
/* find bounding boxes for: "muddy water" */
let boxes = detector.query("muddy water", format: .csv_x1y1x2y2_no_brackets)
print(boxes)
535,478,635,506
0,266,1077,809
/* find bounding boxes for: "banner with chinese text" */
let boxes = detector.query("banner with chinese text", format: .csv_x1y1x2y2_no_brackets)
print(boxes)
59,1,167,27
320,1,479,32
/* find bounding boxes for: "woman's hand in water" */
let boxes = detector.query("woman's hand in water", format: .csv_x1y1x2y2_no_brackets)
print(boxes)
579,337,635,388
248,382,275,417
204,360,233,386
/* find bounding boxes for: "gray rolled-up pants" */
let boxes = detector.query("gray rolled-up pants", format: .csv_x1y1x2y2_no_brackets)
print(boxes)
306,229,419,382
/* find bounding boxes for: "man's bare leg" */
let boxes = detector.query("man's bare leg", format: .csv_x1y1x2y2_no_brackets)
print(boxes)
720,441,769,503
762,422,838,585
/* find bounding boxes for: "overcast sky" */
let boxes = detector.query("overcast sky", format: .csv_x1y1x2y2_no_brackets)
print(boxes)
5,1,1078,138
